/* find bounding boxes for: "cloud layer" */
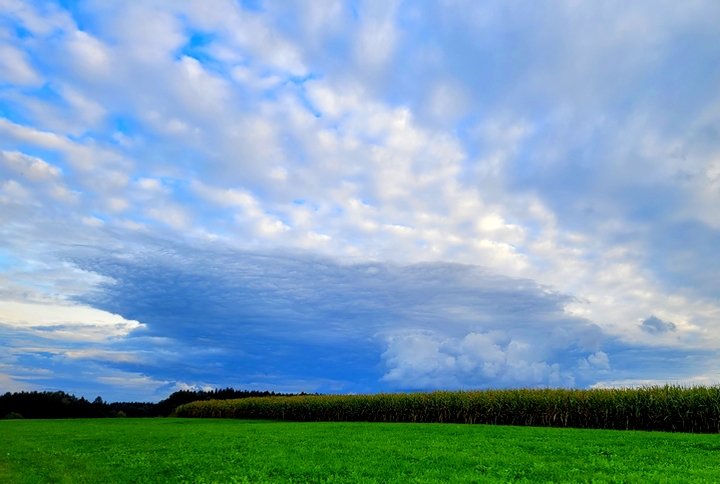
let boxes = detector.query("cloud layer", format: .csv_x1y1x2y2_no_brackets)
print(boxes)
2,0,720,399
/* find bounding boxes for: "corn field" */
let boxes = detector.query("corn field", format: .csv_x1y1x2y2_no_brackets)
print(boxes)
174,386,720,433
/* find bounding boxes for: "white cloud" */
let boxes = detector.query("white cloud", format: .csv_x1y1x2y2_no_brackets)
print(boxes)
0,301,142,342
0,0,75,36
137,178,165,192
1,150,61,181
107,197,130,212
0,44,42,85
230,66,283,91
60,86,107,126
0,118,127,172
353,0,400,69
191,181,256,208
579,351,610,370
145,205,191,229
192,180,291,237
48,184,80,203
381,331,575,388
0,179,31,203
0,118,69,151
0,372,38,393
425,80,468,123
109,3,185,64
82,216,104,227
174,56,230,114
182,0,308,75
66,31,111,78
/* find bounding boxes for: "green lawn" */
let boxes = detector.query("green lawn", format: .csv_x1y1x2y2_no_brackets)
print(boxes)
2,419,720,483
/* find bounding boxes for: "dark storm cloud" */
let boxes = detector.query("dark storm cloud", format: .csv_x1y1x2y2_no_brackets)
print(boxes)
64,240,604,391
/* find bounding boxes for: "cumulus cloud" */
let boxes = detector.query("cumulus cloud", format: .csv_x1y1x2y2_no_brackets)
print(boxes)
381,332,575,389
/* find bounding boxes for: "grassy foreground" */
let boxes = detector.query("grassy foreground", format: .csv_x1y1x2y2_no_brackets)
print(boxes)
3,419,720,483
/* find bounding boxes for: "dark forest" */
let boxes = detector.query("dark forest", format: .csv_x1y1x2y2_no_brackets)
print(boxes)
0,388,305,419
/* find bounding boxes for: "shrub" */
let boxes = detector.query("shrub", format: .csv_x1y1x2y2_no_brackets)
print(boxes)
4,412,24,419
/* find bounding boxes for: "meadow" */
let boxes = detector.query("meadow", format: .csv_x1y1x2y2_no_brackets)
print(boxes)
3,418,720,483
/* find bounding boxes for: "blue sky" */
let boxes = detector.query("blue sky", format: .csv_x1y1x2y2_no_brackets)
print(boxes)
1,0,720,401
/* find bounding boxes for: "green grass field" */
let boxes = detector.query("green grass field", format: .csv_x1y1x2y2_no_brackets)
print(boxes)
2,419,720,483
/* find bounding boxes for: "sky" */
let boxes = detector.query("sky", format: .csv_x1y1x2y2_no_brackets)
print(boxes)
1,0,720,402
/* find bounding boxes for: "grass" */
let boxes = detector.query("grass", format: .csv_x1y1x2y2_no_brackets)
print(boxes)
3,419,720,483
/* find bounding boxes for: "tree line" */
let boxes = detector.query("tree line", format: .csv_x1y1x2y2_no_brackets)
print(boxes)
1,388,307,419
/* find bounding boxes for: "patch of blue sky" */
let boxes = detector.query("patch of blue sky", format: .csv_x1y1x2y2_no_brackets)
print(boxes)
597,337,717,384
139,144,204,177
643,220,720,300
390,31,525,117
630,35,720,129
267,211,293,229
167,177,206,206
347,0,360,20
257,88,279,103
11,277,59,297
238,0,264,12
173,28,247,86
16,350,60,363
199,222,237,240
6,357,150,401
107,117,174,154
21,83,63,105
158,176,183,189
0,253,37,274
622,185,687,224
280,75,323,118
0,250,22,272
288,73,321,86
294,200,322,213
86,116,139,147
6,2,72,41
113,117,135,136
64,131,97,144
300,98,321,119
454,115,484,160
0,7,27,32
353,128,390,148
13,24,34,39
308,33,353,75
176,31,216,63
506,156,611,236
276,135,309,167
55,0,92,32
0,99,33,125
87,212,107,224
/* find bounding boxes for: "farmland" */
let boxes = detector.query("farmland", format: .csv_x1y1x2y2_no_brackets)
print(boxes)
3,418,720,483
176,386,720,433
